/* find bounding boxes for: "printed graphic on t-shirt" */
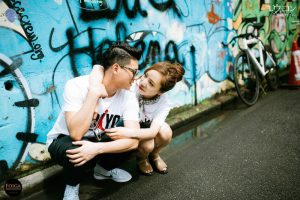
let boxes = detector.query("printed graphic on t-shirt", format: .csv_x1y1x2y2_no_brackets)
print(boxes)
139,115,151,128
89,110,121,139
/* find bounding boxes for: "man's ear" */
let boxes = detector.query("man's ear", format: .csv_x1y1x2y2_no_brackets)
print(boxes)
112,63,119,74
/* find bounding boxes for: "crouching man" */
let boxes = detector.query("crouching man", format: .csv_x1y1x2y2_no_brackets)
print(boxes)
46,43,141,200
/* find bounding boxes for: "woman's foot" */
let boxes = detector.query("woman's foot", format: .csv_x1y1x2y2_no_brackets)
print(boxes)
149,155,168,174
137,158,153,176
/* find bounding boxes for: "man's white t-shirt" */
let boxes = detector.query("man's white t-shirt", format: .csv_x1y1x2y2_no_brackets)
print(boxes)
131,80,171,128
47,75,139,145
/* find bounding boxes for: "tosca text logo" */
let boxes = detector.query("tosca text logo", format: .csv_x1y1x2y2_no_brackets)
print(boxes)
4,179,22,196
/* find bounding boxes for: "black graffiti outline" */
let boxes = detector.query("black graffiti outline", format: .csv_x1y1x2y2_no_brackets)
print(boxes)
79,0,148,21
49,27,106,52
0,27,34,59
5,0,44,60
50,27,112,108
78,0,184,21
0,55,38,170
186,19,231,82
149,0,181,18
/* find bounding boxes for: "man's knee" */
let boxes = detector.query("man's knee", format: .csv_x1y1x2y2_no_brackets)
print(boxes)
48,135,78,164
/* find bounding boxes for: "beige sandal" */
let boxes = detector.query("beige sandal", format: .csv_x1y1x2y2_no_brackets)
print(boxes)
150,156,168,174
137,158,153,176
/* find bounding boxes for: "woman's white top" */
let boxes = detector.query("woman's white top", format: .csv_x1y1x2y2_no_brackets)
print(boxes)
131,79,171,127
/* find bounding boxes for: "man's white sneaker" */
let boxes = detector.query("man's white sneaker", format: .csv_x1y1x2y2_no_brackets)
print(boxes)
93,164,132,182
63,184,79,200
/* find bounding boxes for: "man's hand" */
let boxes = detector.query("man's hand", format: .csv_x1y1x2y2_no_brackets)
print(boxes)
89,65,107,98
105,127,136,140
66,140,101,167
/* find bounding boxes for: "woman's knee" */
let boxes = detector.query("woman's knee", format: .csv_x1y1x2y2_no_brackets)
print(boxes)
157,123,172,143
138,139,154,154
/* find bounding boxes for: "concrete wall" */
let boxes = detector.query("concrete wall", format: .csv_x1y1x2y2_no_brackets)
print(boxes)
0,0,298,179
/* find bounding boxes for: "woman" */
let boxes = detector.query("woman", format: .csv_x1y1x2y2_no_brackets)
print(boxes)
92,61,185,175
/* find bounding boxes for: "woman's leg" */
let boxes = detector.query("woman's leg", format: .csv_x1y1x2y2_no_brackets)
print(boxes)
149,123,172,173
151,123,172,156
136,139,154,175
137,139,155,158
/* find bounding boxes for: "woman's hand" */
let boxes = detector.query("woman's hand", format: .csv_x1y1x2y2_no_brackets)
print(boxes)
105,127,136,140
66,140,101,167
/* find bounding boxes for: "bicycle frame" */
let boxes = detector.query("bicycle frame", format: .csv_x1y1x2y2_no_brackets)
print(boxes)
241,37,276,76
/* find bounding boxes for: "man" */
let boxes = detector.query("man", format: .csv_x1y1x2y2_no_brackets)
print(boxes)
46,43,142,200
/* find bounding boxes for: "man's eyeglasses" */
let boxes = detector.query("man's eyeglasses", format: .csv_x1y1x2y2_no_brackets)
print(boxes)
119,65,139,77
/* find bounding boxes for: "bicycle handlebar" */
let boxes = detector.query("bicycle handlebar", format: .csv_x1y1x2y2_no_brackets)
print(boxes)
222,33,257,48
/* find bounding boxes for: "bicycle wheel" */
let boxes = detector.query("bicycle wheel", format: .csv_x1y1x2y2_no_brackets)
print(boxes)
233,51,260,106
264,49,279,90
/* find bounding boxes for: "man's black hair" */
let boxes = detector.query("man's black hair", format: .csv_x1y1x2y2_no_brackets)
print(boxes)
101,42,142,70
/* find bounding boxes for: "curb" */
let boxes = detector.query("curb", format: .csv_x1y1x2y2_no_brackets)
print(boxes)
0,93,236,200
0,165,63,199
167,93,236,129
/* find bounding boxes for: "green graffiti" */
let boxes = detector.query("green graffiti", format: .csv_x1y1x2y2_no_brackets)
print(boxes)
232,0,299,67
269,1,298,59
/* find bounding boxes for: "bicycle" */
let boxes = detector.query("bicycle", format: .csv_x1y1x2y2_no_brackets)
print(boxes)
222,25,279,106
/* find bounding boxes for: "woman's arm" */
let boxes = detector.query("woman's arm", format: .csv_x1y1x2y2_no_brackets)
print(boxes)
66,119,140,167
106,121,161,140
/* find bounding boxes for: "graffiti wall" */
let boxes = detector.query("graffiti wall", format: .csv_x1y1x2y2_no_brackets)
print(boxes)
231,0,298,68
0,0,298,179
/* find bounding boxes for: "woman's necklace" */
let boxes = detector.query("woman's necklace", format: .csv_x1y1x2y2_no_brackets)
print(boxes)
138,94,161,106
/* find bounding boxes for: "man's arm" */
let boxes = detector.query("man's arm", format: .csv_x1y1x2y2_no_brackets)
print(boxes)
65,89,102,141
66,120,139,167
90,120,140,154
66,66,106,141
66,89,139,166
99,90,141,152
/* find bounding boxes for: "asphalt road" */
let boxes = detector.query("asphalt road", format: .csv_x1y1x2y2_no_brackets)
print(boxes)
25,88,300,200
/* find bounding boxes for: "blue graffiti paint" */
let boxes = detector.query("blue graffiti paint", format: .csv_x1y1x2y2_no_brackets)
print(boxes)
0,0,235,171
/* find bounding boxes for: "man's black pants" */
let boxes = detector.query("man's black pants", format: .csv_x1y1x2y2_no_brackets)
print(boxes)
48,135,132,186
